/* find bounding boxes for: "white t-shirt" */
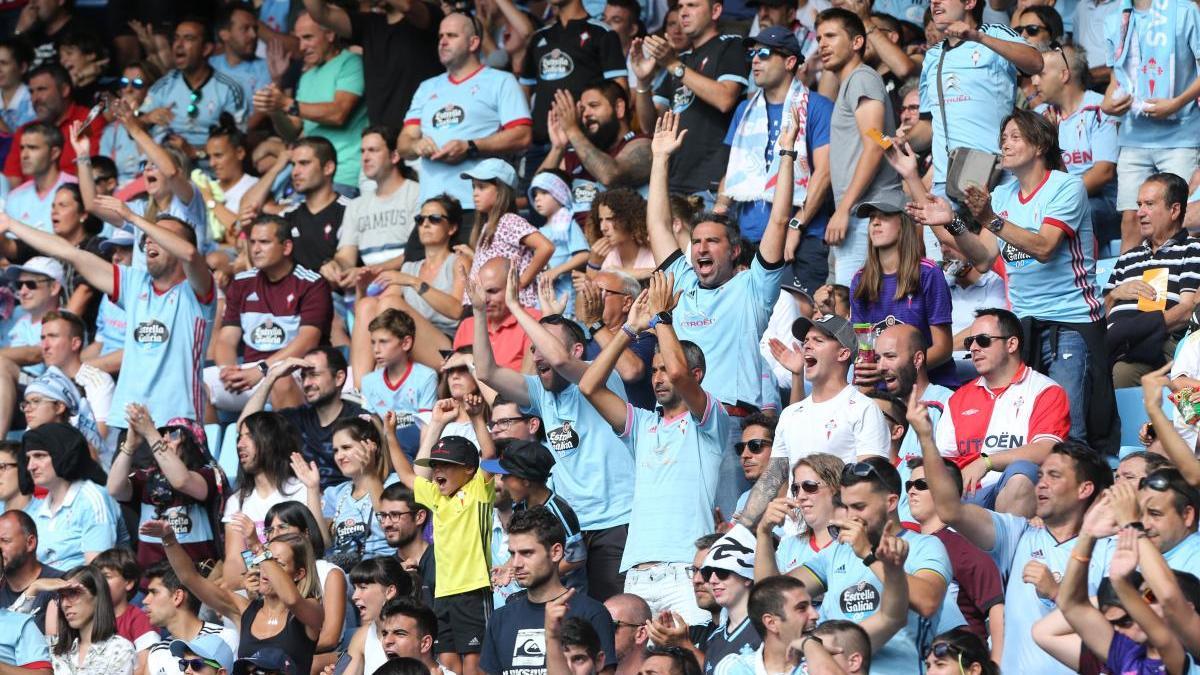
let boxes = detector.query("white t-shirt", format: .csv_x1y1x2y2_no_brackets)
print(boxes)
221,477,305,541
772,384,891,467
222,174,260,215
1172,331,1200,451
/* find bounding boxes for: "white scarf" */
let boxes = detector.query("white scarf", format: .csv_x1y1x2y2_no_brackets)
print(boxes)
724,78,811,204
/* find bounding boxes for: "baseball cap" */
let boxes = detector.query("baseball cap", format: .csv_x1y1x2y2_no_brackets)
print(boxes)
460,158,518,189
701,524,756,580
792,314,858,358
98,229,136,254
232,648,297,675
743,25,802,56
480,440,555,482
781,277,812,300
170,634,236,674
854,193,909,218
5,256,65,287
414,435,480,469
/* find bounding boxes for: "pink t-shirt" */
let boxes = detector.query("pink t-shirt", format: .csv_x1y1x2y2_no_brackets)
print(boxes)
467,213,540,307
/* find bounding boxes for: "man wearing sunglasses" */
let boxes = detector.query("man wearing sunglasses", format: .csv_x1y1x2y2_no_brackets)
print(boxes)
0,257,63,438
1115,467,1200,577
169,634,235,675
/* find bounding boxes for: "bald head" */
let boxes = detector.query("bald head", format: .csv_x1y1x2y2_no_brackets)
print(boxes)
476,258,511,320
604,593,651,624
438,12,481,69
878,324,924,357
875,324,927,398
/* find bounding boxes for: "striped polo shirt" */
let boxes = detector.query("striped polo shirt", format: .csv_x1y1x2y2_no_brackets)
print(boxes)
1105,228,1200,326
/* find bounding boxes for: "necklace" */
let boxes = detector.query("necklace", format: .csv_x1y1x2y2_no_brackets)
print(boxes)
265,604,285,627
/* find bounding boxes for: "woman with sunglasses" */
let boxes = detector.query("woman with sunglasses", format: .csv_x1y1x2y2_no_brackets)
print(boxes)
1012,6,1063,110
849,203,956,389
34,565,136,675
585,189,655,281
924,628,998,675
98,61,160,187
107,402,228,570
754,453,843,577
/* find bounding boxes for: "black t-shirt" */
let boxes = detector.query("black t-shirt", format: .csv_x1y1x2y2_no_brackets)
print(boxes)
520,18,626,144
654,34,748,194
702,617,762,675
0,564,64,633
418,543,436,606
689,622,717,652
282,197,347,272
479,589,618,675
349,10,444,128
26,17,78,67
279,398,366,490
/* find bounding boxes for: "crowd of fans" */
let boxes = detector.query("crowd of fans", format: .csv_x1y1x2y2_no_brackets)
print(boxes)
0,0,1200,675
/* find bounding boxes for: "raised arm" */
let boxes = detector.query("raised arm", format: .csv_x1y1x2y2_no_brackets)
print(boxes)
413,400,457,479
257,547,326,638
905,195,1000,270
1108,526,1189,675
465,266,531,405
239,359,307,425
760,104,800,265
646,112,688,263
2,215,113,294
142,519,248,621
544,588,576,675
1134,505,1200,658
127,403,209,500
503,264,588,383
120,106,194,204
301,0,353,39
1143,364,1200,487
383,411,418,489
1057,530,1114,660
580,289,650,432
645,272,708,418
735,456,789,529
96,195,213,298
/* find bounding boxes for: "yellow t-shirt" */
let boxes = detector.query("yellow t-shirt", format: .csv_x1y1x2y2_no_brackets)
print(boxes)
414,471,494,597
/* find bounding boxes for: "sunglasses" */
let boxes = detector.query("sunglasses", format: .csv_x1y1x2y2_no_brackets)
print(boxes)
187,90,203,119
178,658,222,673
1015,24,1045,36
842,461,885,485
15,279,49,290
745,47,782,62
963,333,1012,350
791,480,822,496
58,586,86,602
1139,469,1200,510
905,478,929,492
735,439,772,455
701,567,735,581
120,76,146,89
414,214,449,225
925,642,963,660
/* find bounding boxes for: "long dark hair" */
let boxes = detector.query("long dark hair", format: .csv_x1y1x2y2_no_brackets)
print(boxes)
469,179,518,250
236,412,298,502
265,500,327,558
927,628,999,675
854,211,926,304
53,565,118,656
348,556,418,604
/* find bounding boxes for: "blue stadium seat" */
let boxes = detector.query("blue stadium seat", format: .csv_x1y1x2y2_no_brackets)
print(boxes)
204,424,222,459
219,424,240,490
1115,387,1173,447
1095,257,1118,291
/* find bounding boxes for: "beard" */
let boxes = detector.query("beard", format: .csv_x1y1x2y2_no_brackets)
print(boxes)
3,549,27,576
585,117,621,151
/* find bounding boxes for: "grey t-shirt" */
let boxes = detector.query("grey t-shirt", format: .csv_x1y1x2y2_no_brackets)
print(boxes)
401,253,460,336
830,63,904,207
338,179,421,265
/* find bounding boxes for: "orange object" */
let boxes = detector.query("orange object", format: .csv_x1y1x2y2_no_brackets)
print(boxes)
867,128,893,150
1139,267,1169,312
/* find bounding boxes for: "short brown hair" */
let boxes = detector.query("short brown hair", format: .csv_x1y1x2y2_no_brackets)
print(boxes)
42,310,85,341
368,308,416,342
999,108,1063,171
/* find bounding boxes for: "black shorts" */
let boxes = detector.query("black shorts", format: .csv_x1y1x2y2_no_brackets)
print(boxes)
433,588,492,654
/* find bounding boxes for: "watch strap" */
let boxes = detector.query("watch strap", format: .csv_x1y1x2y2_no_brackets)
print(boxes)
861,552,878,567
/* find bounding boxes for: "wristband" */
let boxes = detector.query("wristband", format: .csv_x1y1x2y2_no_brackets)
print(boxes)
74,156,91,165
861,552,878,567
778,149,799,159
946,215,968,236
151,439,167,454
981,454,993,472
621,324,639,341
1070,553,1090,563
586,261,602,271
588,321,605,334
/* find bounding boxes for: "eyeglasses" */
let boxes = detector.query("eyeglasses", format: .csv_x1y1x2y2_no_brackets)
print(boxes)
1049,40,1071,83
613,619,640,630
0,462,16,472
905,478,929,492
1015,24,1045,36
187,90,203,119
1139,469,1200,510
178,658,221,673
1108,613,1134,629
57,586,86,602
15,279,49,290
488,416,528,432
791,480,822,496
901,103,921,113
701,567,734,581
375,511,414,523
963,333,1012,350
19,398,55,411
261,524,295,539
735,439,772,455
120,76,146,89
596,285,631,297
745,47,781,62
925,642,963,661
414,214,450,225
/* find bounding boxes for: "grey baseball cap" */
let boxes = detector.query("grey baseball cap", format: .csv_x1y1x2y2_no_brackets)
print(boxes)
854,193,909,218
791,313,858,358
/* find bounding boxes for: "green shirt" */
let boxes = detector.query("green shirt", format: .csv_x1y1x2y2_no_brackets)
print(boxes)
296,49,368,187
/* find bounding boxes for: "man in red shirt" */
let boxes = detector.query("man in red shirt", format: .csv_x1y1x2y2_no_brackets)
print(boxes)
3,63,101,184
453,257,537,372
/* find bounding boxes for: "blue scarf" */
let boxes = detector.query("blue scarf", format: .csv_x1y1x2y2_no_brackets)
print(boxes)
1112,0,1178,115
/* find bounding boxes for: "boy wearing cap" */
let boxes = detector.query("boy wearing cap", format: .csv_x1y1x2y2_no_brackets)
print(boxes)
232,648,297,675
393,398,498,675
169,634,236,675
482,439,587,594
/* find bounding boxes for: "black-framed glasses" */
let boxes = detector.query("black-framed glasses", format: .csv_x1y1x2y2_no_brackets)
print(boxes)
15,279,49,290
178,658,221,673
187,90,202,119
906,478,929,492
1049,40,1070,83
1014,24,1045,37
745,47,780,62
488,416,529,432
375,510,414,523
962,333,1012,350
1108,613,1134,629
791,480,822,496
1139,468,1200,510
414,214,450,225
120,76,146,89
701,567,734,581
735,439,772,455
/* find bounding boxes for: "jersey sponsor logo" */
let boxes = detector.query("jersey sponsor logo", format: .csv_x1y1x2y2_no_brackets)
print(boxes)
135,319,169,345
251,319,287,348
1062,150,1094,166
511,628,546,667
571,180,598,207
955,433,1026,454
432,104,466,129
539,49,575,81
1001,240,1033,266
839,580,881,615
672,85,695,112
164,505,193,535
547,422,580,452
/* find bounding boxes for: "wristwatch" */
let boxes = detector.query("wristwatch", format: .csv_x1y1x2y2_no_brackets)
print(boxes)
987,215,1005,234
861,552,879,567
787,217,804,231
257,361,270,377
649,311,673,329
671,63,686,79
467,140,480,158
588,320,605,335
778,149,799,159
416,281,431,295
205,199,217,210
286,99,300,117
946,215,968,236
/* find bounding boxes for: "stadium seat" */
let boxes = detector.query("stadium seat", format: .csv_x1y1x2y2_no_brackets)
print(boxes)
204,423,222,459
1095,257,1118,291
218,424,240,490
1115,386,1173,447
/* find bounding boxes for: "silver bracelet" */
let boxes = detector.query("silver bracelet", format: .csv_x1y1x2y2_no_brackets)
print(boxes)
946,215,968,236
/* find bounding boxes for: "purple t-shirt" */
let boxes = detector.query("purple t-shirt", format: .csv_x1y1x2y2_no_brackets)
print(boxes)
849,258,956,387
1106,632,1170,675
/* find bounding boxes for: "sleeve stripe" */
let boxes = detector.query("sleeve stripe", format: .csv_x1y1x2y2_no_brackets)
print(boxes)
404,118,421,126
1043,217,1075,237
603,69,629,79
717,75,750,86
502,118,533,129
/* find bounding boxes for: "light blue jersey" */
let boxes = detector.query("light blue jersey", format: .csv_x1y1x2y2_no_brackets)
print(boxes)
404,66,531,207
108,264,217,426
523,370,634,530
803,529,952,675
0,608,49,667
776,534,827,575
992,170,1101,323
360,361,438,425
873,0,928,26
0,85,34,135
1039,92,1119,177
323,474,401,561
1105,0,1200,148
26,480,125,569
542,216,588,316
98,123,145,187
5,174,75,232
619,394,731,571
897,384,954,523
1164,531,1200,577
666,251,785,410
988,511,1114,675
0,309,45,378
129,184,213,268
209,54,272,104
94,295,127,355
141,69,250,147
919,25,1027,183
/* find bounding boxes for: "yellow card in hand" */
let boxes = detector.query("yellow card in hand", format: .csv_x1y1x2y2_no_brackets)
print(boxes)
1139,267,1169,312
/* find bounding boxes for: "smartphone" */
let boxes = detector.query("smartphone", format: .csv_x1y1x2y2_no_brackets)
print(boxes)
240,550,256,568
332,652,353,675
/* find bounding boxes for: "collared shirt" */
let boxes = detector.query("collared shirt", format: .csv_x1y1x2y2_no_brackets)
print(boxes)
414,471,493,596
1163,531,1200,577
223,264,333,362
619,393,731,571
0,85,33,135
1105,228,1200,325
26,481,122,569
140,68,250,147
453,310,541,372
5,172,76,232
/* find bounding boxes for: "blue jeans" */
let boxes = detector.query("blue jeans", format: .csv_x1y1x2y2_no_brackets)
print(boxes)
791,234,830,293
964,460,1040,510
1038,325,1091,444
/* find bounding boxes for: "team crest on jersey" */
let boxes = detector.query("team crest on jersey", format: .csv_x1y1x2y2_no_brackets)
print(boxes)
433,104,466,129
673,85,695,112
825,419,837,439
135,320,169,345
971,48,981,65
870,315,904,335
540,49,575,81
580,32,590,46
251,318,286,348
